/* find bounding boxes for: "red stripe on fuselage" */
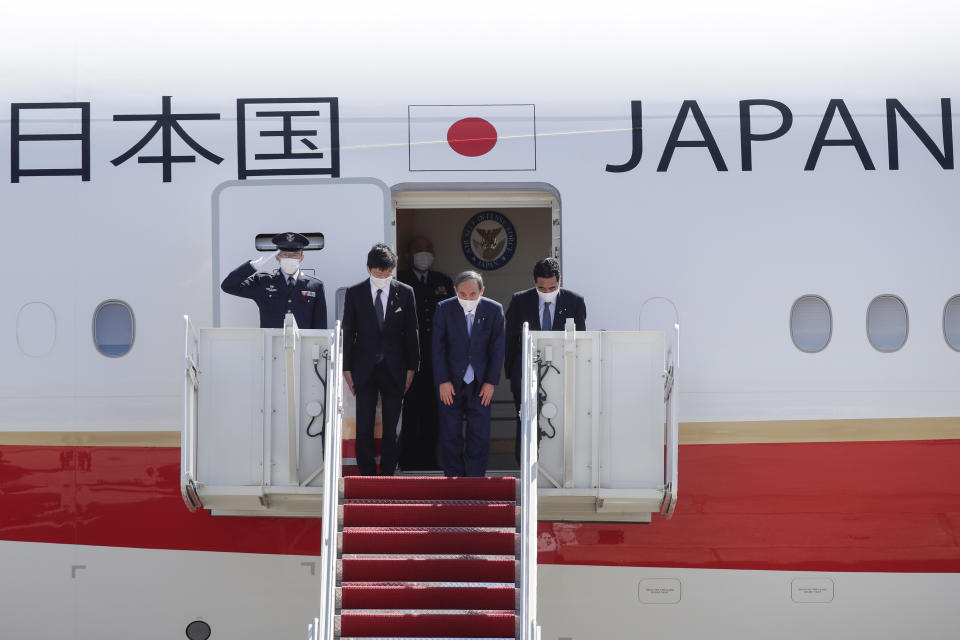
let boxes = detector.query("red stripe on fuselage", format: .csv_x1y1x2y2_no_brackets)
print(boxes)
1,440,958,571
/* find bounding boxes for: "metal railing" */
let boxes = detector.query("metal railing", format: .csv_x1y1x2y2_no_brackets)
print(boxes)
519,323,541,640
181,316,202,512
310,320,344,640
660,323,679,518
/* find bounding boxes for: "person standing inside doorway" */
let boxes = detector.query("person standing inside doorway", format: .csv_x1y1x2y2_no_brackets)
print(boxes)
505,257,586,463
342,244,420,476
397,236,454,470
433,271,505,477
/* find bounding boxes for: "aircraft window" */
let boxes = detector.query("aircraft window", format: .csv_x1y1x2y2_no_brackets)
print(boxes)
790,295,831,353
93,300,135,357
945,295,960,351
254,232,324,251
867,295,908,353
17,302,56,357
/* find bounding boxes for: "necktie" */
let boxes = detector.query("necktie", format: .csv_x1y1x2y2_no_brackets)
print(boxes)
542,301,552,331
287,276,295,288
375,289,384,329
464,312,475,384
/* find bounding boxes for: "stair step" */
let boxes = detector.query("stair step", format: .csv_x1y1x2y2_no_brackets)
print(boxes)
341,528,518,556
342,503,518,528
336,612,517,639
340,582,515,588
343,476,517,502
340,558,517,583
339,585,517,611
343,499,515,505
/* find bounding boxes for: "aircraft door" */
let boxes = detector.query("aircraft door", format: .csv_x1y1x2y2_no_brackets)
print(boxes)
213,178,392,328
392,185,561,470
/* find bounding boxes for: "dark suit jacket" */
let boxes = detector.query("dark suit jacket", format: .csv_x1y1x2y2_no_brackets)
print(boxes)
221,262,327,329
341,279,420,388
504,288,586,382
432,297,505,392
397,269,455,370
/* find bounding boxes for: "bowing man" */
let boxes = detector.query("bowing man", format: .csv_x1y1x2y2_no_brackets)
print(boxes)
504,257,586,463
432,271,505,477
342,244,420,476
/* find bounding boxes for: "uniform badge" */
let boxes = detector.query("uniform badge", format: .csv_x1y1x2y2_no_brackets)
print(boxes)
266,285,278,292
286,233,295,241
301,290,316,297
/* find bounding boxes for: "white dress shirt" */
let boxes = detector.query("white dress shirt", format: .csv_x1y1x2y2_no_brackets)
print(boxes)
369,277,389,322
538,291,559,329
463,305,476,383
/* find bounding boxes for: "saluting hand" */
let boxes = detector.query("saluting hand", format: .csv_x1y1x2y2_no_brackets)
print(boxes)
438,382,455,405
404,370,415,394
250,249,280,270
478,382,495,407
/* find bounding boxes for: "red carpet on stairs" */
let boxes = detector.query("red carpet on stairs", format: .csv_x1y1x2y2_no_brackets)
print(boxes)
335,475,520,639
340,585,516,610
342,502,517,528
340,557,516,583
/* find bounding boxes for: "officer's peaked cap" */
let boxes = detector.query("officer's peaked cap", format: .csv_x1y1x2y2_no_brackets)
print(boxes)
272,232,309,251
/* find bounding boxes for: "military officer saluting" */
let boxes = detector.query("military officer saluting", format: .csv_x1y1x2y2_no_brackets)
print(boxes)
221,232,328,329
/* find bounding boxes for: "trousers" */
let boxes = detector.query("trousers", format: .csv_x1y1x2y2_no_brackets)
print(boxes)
437,381,491,477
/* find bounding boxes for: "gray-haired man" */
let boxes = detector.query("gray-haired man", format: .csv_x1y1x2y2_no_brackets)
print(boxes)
431,271,505,477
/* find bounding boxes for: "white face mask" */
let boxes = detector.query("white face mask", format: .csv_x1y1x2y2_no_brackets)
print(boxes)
457,297,480,314
412,251,434,271
537,288,560,304
280,258,300,275
370,274,392,289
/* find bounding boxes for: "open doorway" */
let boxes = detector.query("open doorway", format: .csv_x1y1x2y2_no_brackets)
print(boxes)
393,185,561,471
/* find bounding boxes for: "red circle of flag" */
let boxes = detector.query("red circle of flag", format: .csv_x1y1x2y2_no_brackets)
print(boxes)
446,117,498,157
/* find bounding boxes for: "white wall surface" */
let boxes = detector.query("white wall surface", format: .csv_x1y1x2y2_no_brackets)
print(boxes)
0,1,958,430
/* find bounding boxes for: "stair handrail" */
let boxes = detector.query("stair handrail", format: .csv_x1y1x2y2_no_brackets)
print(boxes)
660,322,680,518
180,315,202,512
519,322,541,640
314,321,344,640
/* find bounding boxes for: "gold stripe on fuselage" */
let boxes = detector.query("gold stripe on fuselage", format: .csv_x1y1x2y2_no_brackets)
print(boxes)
680,416,960,445
0,417,958,447
0,430,181,447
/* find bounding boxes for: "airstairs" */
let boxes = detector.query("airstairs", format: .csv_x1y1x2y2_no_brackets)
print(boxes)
326,476,524,638
309,324,540,640
182,315,678,639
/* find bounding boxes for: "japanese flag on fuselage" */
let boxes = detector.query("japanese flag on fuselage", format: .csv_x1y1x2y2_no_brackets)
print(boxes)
408,104,536,171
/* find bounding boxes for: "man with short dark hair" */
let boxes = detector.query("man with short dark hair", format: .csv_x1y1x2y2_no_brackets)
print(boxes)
505,257,586,463
342,243,420,476
220,232,327,329
432,271,505,477
397,236,454,470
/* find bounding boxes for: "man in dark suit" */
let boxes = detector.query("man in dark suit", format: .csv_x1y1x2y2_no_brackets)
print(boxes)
505,257,587,463
433,271,505,477
397,236,454,470
342,244,420,476
220,232,327,329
